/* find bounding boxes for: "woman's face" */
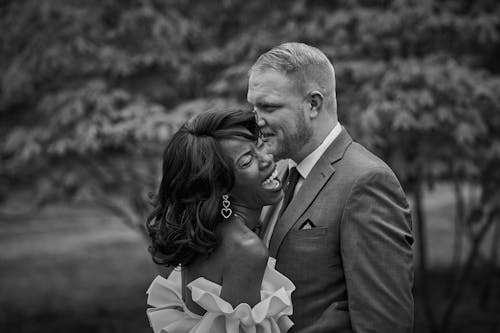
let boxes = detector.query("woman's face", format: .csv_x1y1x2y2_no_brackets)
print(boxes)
219,133,283,208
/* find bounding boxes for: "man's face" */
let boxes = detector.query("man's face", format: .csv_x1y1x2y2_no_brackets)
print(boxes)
247,70,313,162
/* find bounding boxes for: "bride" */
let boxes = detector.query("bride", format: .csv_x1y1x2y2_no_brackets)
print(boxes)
145,108,295,333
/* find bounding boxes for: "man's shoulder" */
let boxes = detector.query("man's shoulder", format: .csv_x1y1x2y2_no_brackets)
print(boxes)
346,141,387,166
338,140,395,179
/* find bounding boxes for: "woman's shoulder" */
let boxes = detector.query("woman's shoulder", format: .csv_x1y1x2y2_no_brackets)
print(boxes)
186,219,267,284
217,219,268,264
146,218,295,333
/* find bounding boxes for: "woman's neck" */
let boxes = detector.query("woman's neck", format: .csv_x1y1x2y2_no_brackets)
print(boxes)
230,202,261,230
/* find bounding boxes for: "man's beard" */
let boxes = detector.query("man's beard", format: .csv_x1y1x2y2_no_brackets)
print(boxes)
275,120,313,162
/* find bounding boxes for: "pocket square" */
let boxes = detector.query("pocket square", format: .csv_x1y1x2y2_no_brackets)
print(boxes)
299,220,315,230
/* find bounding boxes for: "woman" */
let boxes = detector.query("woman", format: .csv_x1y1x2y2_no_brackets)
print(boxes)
145,108,295,333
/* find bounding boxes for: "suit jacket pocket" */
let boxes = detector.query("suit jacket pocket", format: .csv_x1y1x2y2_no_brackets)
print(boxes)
287,226,328,240
282,227,341,270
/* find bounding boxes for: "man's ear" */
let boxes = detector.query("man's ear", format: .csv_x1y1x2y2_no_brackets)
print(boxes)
308,91,324,118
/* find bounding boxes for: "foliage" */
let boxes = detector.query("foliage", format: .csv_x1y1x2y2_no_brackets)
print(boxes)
1,0,500,331
1,0,499,230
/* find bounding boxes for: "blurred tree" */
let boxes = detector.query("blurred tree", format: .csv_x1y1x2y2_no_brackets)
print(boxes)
0,0,247,232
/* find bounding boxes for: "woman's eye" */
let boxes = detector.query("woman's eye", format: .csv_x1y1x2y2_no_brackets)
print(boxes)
239,154,253,168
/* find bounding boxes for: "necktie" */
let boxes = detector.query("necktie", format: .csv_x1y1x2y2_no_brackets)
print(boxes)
279,167,300,217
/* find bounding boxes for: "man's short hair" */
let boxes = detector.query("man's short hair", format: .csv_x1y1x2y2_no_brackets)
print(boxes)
249,42,336,109
249,42,331,74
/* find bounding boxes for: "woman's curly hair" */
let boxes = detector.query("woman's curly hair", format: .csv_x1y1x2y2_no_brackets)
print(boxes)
146,109,259,267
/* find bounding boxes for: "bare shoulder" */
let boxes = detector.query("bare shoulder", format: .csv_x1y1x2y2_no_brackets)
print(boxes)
216,219,269,307
218,220,269,267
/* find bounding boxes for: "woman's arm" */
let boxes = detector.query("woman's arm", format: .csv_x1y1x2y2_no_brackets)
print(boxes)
220,232,269,307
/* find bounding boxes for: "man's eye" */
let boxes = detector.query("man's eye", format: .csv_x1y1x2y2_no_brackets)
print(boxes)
263,105,278,111
256,104,278,112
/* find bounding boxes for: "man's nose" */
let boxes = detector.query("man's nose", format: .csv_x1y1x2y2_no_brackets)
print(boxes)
254,110,266,127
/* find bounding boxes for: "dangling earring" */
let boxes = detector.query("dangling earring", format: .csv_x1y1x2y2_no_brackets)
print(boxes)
221,194,232,219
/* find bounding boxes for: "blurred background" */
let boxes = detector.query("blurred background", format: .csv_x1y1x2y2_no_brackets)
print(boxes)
1,0,499,332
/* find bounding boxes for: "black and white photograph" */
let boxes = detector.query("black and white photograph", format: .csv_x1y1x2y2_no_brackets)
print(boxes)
1,1,499,332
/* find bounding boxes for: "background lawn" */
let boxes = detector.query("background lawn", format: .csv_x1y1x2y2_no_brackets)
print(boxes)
0,203,157,333
0,183,498,333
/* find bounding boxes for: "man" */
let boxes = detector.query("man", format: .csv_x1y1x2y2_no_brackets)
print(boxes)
247,42,414,333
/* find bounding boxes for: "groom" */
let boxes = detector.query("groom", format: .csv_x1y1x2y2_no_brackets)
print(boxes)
248,43,414,333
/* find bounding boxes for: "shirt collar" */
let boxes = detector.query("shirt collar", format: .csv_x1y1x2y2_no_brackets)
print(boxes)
289,122,342,179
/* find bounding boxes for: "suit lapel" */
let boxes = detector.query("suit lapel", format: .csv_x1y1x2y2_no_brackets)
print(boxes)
268,129,353,257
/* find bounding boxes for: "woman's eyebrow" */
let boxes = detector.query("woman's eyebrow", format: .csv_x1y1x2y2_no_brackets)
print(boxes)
236,148,253,163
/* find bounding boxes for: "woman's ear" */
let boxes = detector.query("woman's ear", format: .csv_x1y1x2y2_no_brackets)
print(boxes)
308,91,324,118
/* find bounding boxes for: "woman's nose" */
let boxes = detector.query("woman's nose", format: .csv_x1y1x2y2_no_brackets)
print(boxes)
257,150,273,168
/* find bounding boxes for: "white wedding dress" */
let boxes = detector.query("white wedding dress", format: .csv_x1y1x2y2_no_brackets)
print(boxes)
146,257,295,333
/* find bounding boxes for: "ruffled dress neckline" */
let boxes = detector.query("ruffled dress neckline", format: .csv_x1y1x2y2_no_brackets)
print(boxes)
146,257,295,333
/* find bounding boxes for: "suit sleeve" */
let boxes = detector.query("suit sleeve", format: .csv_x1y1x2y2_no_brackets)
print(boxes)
340,167,414,333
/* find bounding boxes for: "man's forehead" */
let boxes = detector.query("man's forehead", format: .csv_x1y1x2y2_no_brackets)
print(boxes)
247,70,297,101
247,87,281,104
249,69,289,84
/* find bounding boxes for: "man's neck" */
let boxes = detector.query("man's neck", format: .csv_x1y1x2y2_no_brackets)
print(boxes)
294,120,338,164
292,121,342,180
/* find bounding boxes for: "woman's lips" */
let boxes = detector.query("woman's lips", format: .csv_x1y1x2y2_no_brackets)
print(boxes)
262,166,281,190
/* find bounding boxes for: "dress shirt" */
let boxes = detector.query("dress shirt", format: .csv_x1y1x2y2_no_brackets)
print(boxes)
263,122,342,247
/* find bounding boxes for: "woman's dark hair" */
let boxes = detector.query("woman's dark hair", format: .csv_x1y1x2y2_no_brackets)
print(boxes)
146,109,259,267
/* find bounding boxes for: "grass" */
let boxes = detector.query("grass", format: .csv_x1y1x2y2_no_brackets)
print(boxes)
0,183,498,333
0,203,157,333
412,183,500,333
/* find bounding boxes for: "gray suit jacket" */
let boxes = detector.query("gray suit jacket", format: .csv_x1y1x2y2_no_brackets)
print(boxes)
263,129,414,333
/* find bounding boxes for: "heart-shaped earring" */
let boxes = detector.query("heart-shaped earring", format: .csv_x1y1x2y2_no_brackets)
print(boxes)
221,194,232,219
